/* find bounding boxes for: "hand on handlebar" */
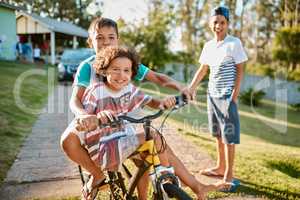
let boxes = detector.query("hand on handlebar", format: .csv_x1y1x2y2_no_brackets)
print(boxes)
97,110,117,125
159,96,177,110
75,111,116,131
75,114,98,131
182,86,196,101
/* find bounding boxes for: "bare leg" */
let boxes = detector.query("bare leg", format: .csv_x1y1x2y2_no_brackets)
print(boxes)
201,137,226,176
136,132,170,166
136,170,149,200
135,132,170,199
60,133,104,185
224,144,235,182
167,145,221,200
215,137,226,174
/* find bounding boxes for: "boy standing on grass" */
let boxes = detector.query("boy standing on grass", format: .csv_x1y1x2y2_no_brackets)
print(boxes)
189,6,248,191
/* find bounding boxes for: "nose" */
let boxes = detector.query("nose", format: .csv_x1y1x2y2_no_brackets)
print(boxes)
103,38,111,46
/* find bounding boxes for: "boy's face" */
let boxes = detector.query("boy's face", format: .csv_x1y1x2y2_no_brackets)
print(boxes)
105,57,132,91
91,26,119,53
209,15,228,40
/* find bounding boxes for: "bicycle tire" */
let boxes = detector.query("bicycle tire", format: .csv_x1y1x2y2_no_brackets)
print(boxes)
163,183,193,200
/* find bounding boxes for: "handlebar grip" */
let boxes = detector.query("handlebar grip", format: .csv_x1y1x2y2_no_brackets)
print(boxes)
175,94,188,107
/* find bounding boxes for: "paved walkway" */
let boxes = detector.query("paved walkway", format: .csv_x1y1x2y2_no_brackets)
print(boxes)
0,85,262,200
0,84,82,200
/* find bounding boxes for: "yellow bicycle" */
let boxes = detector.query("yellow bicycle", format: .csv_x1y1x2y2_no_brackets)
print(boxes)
79,95,192,200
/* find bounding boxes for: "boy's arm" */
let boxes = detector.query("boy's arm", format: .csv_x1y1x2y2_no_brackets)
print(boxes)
145,70,184,91
145,70,193,100
232,63,244,103
145,96,176,110
69,86,88,116
189,64,209,92
145,98,161,109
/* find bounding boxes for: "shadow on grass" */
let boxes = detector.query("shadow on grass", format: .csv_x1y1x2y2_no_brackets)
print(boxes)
236,179,300,200
184,132,215,143
265,159,300,179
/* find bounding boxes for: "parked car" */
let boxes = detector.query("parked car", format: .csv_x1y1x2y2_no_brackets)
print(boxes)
57,48,94,81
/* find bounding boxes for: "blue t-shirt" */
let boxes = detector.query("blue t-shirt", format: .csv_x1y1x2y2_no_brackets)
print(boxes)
74,55,150,88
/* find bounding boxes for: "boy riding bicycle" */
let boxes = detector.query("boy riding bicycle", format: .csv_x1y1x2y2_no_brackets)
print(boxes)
61,46,177,200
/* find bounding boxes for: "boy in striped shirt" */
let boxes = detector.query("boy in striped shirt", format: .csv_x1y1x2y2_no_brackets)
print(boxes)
189,6,248,191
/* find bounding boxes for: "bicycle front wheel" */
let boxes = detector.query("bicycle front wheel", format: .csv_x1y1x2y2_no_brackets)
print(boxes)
163,183,193,200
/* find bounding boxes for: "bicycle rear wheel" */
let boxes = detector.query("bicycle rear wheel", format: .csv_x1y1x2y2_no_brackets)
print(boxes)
163,183,193,200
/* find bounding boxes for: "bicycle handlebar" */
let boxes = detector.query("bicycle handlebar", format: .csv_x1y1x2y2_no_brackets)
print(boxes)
115,94,188,124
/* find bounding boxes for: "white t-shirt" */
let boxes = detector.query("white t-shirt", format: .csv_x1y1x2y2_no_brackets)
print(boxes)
199,35,248,98
33,48,41,58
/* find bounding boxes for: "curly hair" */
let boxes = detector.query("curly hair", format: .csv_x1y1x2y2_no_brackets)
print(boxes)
93,46,139,79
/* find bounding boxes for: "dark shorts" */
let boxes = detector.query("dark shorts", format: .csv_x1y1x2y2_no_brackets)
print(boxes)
207,95,240,144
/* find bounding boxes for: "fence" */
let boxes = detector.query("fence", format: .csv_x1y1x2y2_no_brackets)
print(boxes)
163,63,300,104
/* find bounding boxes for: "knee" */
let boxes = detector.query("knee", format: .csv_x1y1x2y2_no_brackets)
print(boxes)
60,132,80,153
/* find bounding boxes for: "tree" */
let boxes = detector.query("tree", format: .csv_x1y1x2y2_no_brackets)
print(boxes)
175,0,210,60
119,1,174,70
8,0,95,29
272,26,300,71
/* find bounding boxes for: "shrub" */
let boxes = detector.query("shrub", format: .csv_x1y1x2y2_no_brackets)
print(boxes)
290,103,300,112
240,88,266,106
245,63,275,78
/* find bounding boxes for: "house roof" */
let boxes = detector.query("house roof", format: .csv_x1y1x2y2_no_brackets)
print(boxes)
17,11,88,38
0,2,20,11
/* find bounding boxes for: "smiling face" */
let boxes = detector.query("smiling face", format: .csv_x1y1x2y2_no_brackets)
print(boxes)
90,26,119,54
105,57,133,91
209,15,228,41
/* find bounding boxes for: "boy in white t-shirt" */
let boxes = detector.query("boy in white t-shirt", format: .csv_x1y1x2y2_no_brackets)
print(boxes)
189,6,248,192
33,44,41,63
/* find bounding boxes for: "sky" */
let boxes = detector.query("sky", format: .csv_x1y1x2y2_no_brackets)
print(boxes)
85,0,245,52
86,0,183,51
87,0,149,23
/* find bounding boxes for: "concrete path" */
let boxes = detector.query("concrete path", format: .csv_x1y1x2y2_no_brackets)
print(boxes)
0,84,82,200
0,84,262,200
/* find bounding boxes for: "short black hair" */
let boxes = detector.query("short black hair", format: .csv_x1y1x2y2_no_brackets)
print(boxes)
87,17,119,48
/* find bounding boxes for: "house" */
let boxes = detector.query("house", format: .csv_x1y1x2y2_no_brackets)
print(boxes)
16,11,88,64
0,3,88,64
0,2,19,60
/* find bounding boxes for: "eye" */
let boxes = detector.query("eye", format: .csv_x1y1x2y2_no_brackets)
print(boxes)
109,37,116,40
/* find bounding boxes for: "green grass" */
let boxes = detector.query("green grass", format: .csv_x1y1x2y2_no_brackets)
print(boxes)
0,60,54,184
138,84,300,200
24,81,300,200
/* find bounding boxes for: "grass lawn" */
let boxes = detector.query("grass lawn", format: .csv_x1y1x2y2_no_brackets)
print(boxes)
139,83,300,200
21,81,300,200
0,60,54,184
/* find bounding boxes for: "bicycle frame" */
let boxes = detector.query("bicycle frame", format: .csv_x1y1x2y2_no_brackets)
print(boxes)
79,95,190,200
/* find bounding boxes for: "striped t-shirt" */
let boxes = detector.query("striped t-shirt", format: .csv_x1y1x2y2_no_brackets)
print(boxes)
199,35,248,98
80,82,151,166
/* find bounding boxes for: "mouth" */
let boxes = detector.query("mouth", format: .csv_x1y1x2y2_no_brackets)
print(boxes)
114,80,127,85
214,29,223,33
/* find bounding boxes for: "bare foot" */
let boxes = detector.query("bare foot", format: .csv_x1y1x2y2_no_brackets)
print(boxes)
193,183,218,200
200,167,225,177
82,174,106,200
